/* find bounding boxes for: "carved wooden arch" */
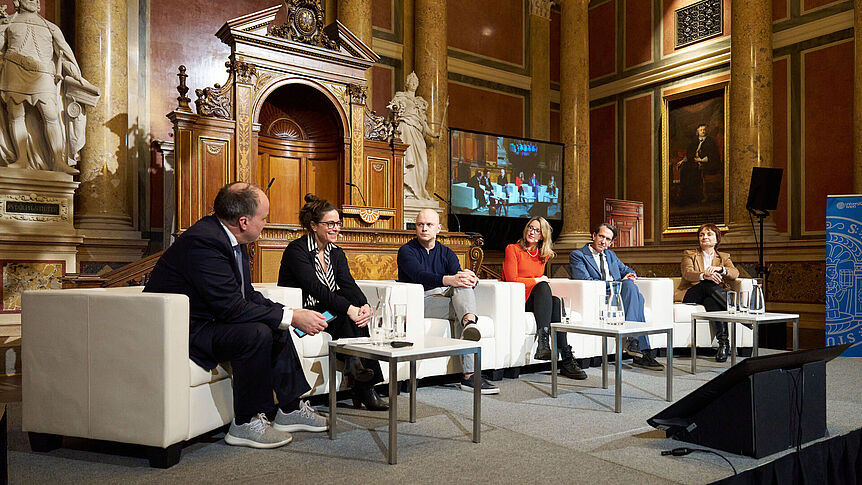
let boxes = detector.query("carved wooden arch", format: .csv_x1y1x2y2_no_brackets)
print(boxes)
251,77,351,141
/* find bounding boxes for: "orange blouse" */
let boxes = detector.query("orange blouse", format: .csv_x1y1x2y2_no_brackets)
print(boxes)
502,243,547,300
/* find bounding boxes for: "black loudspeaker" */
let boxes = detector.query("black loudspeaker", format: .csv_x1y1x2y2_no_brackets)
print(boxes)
649,344,848,458
746,167,783,212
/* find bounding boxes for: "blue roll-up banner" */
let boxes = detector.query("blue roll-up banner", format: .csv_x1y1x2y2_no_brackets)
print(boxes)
826,195,862,356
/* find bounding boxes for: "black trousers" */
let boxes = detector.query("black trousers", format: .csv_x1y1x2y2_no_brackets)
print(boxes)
193,321,310,422
683,280,728,336
525,281,572,359
321,311,384,389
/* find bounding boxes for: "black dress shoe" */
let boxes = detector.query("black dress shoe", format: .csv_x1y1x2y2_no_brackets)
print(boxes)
352,387,389,411
715,339,729,363
624,338,644,359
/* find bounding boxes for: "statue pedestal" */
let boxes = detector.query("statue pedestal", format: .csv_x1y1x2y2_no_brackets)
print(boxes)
0,167,83,325
403,198,442,229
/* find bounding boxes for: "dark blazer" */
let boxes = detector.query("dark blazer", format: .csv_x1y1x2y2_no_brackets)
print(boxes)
144,215,284,369
277,235,367,314
569,244,636,281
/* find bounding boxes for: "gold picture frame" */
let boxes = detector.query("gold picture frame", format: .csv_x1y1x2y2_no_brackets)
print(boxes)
661,80,729,235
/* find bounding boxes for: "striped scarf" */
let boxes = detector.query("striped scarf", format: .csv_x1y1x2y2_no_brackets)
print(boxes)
305,235,338,307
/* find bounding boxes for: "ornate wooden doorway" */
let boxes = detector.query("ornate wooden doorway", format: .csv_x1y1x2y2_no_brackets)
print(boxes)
257,83,343,225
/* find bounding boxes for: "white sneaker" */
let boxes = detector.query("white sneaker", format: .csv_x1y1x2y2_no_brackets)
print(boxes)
225,413,293,449
273,400,329,432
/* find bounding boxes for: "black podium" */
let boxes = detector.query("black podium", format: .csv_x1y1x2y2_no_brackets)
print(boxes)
649,344,848,458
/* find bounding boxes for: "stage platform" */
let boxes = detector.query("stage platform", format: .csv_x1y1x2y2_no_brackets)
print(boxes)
6,352,862,484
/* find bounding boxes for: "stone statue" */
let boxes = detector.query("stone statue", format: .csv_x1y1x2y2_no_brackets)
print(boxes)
387,72,446,200
0,0,100,175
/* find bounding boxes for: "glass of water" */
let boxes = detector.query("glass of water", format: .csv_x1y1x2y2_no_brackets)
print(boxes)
739,291,750,313
597,293,607,323
370,313,387,346
726,291,737,314
562,297,572,324
393,304,407,339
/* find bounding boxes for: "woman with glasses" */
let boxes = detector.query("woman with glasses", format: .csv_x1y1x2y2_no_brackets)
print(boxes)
502,217,587,380
278,194,388,411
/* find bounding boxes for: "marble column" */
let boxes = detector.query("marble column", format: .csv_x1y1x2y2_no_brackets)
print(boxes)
338,0,373,107
726,0,778,242
530,0,551,140
74,0,146,264
414,0,448,223
555,0,592,247
402,0,415,82
854,0,862,192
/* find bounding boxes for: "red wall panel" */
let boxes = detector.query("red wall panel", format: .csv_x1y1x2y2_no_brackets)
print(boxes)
589,1,616,80
624,95,653,240
149,0,277,139
662,0,730,57
372,0,393,31
371,66,393,116
773,0,788,20
803,41,853,232
448,83,524,138
448,0,523,66
590,104,617,230
803,0,842,12
550,9,561,84
624,0,652,69
772,57,789,233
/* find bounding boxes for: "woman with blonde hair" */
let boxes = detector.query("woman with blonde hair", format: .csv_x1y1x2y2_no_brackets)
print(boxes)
675,223,739,362
502,217,586,379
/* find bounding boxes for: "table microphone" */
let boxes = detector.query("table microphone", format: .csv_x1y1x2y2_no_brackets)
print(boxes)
345,182,368,206
433,192,462,233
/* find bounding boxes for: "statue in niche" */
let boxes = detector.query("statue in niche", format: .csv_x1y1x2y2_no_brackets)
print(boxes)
0,0,100,175
387,72,446,200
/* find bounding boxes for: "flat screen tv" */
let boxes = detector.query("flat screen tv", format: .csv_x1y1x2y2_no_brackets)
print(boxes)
448,128,564,249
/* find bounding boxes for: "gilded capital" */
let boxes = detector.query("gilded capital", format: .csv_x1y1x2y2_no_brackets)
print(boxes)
530,0,552,19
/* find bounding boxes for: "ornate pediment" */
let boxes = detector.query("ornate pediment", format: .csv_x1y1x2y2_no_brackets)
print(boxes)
269,0,337,50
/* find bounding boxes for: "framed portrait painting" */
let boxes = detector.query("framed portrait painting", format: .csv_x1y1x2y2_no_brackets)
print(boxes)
661,81,729,234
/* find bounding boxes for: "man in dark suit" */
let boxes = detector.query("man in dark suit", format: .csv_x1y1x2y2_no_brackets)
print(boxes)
467,170,488,208
569,223,664,370
144,182,329,449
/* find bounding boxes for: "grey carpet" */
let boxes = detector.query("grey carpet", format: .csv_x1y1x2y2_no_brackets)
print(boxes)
7,354,862,484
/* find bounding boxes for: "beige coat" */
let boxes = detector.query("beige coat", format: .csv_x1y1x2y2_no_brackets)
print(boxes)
674,248,739,302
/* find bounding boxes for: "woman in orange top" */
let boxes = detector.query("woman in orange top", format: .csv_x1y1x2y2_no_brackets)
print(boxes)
503,217,586,380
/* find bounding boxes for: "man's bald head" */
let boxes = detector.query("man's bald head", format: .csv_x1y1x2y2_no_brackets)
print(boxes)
414,209,442,248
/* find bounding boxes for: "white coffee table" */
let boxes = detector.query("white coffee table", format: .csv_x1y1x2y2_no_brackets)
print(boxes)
690,311,800,373
327,337,481,464
550,321,673,413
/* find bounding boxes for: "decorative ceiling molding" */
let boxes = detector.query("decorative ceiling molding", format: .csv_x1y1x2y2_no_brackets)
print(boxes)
773,10,852,49
448,57,532,90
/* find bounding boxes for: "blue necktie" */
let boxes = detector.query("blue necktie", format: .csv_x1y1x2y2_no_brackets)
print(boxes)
234,245,245,298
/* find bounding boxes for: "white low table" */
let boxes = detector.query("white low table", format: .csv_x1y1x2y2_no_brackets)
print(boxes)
327,337,481,464
550,321,673,413
690,311,800,373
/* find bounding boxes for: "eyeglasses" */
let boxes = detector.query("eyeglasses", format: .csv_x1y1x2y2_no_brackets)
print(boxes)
527,226,542,234
317,220,342,229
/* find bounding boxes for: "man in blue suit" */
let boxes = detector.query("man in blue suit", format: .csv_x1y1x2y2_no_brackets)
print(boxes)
569,223,664,370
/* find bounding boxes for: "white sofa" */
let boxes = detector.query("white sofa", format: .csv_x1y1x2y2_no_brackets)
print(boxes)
21,280,512,467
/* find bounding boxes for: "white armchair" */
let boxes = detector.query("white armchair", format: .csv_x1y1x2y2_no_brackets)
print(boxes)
451,182,478,210
672,278,755,348
21,286,252,468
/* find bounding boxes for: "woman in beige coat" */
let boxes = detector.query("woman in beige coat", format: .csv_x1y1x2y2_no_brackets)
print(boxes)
675,223,739,362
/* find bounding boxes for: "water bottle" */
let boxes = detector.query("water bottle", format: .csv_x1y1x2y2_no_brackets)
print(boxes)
749,279,765,314
606,281,626,325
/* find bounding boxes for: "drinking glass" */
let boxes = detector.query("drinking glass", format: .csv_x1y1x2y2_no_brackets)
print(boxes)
726,290,737,314
393,304,407,339
597,293,607,323
370,313,387,346
562,297,572,324
738,291,750,313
